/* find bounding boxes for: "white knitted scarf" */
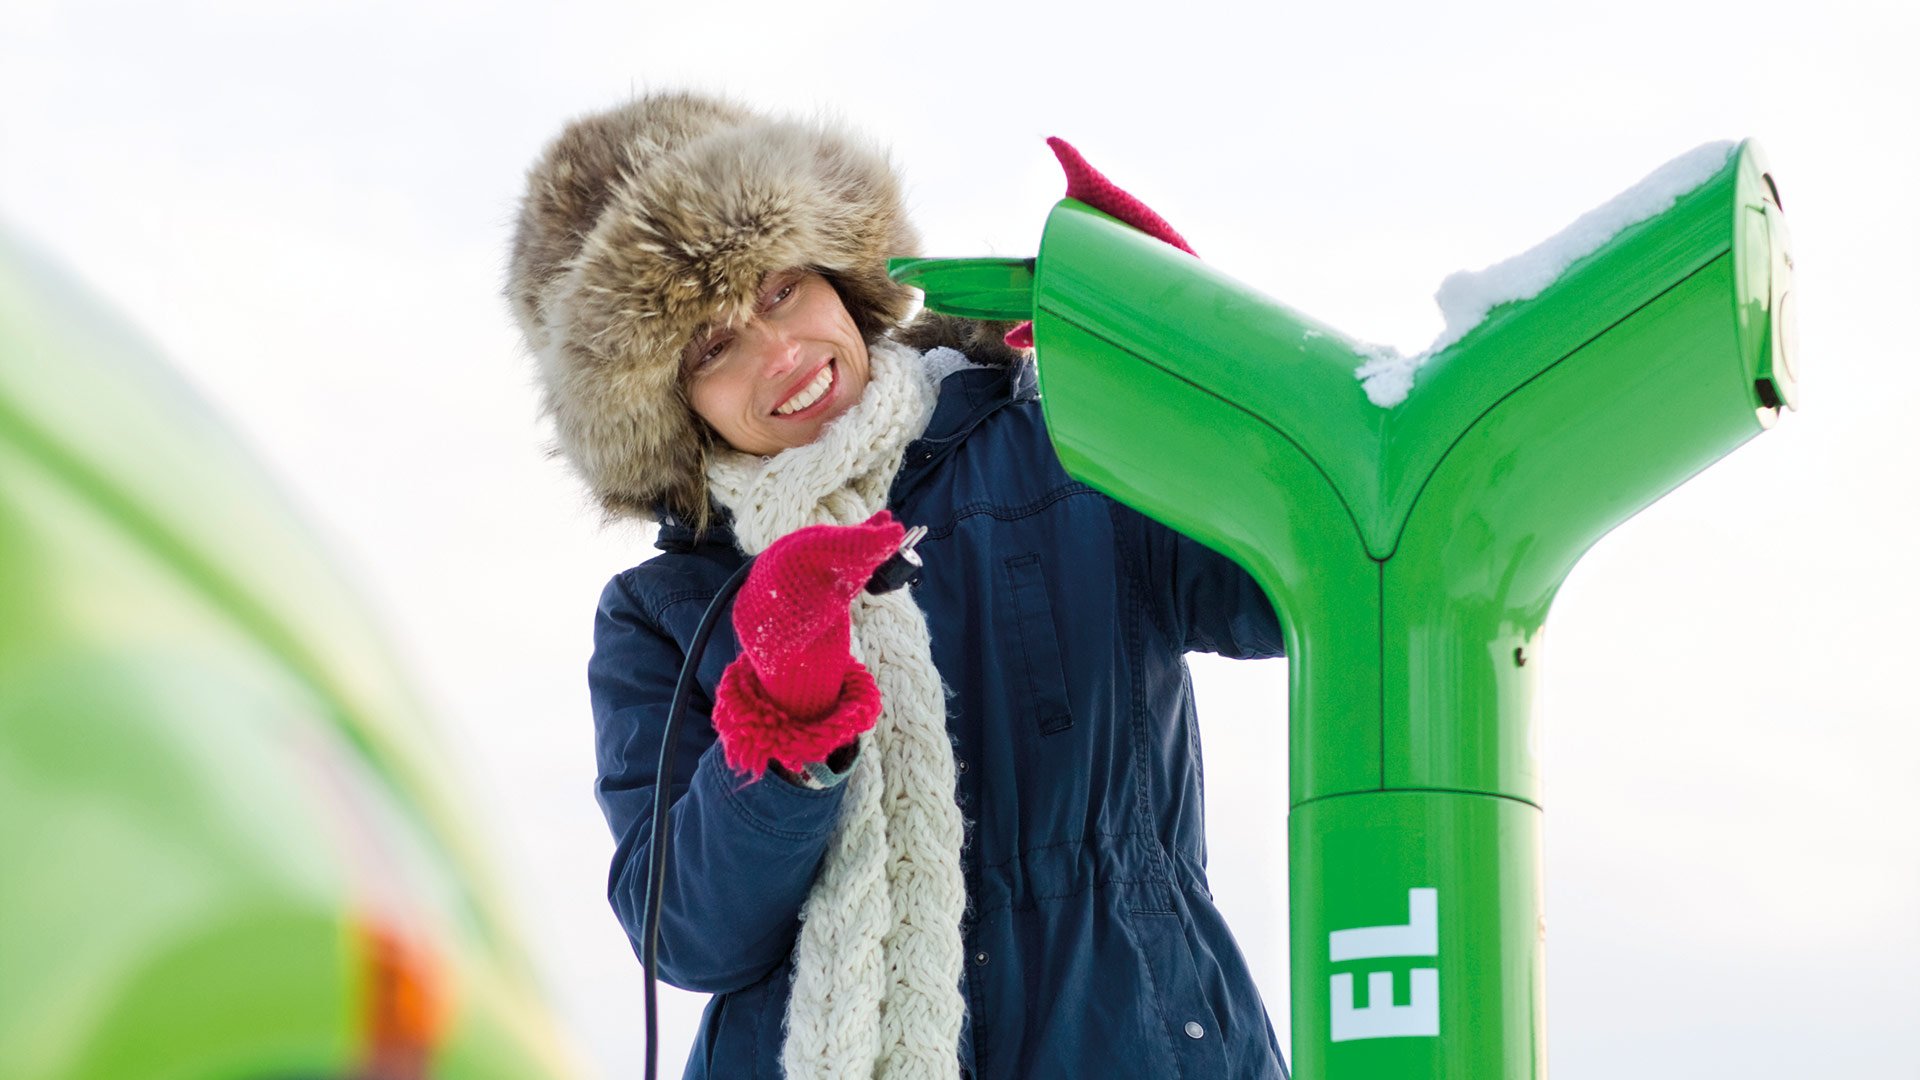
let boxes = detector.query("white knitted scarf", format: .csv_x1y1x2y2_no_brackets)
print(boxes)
706,340,967,1079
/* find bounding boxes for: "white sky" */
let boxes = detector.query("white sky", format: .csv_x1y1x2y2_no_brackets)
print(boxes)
5,1,1916,1076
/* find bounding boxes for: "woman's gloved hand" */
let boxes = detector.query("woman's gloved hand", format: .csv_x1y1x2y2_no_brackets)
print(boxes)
712,510,906,779
1003,136,1198,350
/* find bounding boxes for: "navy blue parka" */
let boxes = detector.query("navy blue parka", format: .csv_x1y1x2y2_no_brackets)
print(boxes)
589,356,1291,1078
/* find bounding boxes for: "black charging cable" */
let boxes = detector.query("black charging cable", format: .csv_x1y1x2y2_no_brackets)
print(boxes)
643,525,927,1080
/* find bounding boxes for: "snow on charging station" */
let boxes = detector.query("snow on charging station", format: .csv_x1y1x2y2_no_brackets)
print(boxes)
892,138,1797,1079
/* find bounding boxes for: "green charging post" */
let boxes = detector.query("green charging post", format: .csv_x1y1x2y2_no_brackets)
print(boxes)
892,138,1795,1079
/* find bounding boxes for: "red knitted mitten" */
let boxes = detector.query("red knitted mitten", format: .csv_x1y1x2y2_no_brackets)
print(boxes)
1004,137,1198,351
1046,136,1197,255
713,511,906,778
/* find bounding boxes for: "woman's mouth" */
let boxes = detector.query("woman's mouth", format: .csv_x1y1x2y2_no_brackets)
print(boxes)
772,360,835,418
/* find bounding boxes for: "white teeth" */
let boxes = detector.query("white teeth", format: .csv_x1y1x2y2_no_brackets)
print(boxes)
774,363,833,415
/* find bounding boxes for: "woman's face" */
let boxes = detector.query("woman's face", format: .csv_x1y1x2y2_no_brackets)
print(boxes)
682,269,871,456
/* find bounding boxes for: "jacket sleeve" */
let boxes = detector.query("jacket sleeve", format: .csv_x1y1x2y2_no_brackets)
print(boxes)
589,569,849,994
1114,501,1288,660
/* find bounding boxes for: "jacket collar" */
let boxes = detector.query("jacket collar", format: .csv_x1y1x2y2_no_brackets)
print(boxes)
653,359,1036,553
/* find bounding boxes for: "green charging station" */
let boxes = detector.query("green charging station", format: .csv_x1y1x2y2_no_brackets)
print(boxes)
893,139,1795,1079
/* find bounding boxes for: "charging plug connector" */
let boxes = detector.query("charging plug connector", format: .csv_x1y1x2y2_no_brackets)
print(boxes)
866,524,928,594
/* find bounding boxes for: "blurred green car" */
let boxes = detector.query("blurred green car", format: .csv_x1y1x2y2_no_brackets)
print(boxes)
0,232,580,1079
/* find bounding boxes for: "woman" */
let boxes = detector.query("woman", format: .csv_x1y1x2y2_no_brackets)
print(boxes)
508,92,1290,1079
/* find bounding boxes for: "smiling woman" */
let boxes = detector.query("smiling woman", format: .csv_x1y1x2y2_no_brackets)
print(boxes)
682,270,873,456
507,91,1290,1080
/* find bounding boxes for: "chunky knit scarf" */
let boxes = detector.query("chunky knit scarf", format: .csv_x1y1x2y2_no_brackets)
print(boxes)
706,340,968,1079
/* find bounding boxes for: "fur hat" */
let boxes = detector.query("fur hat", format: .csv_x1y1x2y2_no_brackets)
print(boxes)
507,92,921,524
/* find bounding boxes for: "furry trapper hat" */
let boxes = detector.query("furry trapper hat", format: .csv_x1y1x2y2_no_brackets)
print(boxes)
507,92,921,524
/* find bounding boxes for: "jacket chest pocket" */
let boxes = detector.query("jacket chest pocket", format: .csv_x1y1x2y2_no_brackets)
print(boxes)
1004,553,1073,735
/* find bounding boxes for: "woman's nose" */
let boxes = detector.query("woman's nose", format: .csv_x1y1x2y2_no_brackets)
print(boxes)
755,326,805,379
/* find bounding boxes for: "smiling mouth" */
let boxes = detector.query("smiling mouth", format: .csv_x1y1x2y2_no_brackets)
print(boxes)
772,360,835,417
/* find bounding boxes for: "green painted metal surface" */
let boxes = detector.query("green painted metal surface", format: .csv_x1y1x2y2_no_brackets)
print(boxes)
888,257,1035,320
1292,793,1544,1078
0,231,579,1078
896,139,1794,1079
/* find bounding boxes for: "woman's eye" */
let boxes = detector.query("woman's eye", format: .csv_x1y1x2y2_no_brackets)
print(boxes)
770,282,795,306
692,338,727,369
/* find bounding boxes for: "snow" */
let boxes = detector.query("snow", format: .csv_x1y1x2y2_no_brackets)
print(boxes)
1356,140,1739,408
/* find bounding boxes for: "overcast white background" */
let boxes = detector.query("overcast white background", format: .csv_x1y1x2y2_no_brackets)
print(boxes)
5,1,1916,1076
